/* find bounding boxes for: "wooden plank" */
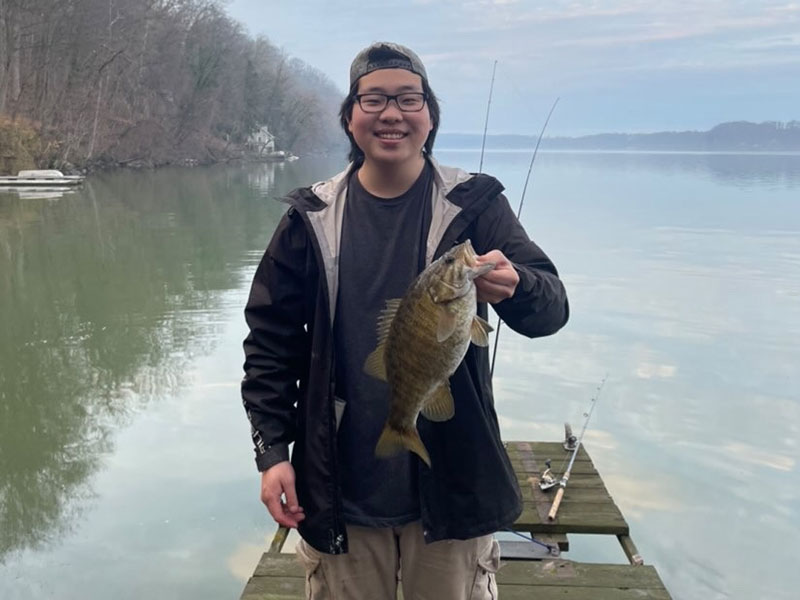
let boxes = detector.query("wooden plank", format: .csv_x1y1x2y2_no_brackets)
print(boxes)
518,474,609,489
515,505,629,535
268,526,290,554
253,553,303,578
241,576,672,600
506,441,593,462
519,481,615,503
496,560,665,588
508,440,629,536
240,575,304,600
511,458,600,475
243,557,671,599
617,534,644,566
497,586,671,600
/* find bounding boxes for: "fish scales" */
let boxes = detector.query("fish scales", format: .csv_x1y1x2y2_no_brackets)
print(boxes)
387,275,474,420
363,240,494,467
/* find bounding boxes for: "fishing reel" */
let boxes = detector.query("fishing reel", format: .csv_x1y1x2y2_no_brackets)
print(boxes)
539,424,578,491
538,459,558,491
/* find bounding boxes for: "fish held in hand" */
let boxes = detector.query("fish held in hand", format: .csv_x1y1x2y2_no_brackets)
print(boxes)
363,240,494,468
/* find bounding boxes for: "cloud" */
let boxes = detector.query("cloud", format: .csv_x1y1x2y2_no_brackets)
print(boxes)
227,540,267,582
225,0,800,133
635,363,677,379
722,442,796,472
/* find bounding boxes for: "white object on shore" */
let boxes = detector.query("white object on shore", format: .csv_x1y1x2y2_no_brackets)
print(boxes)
0,169,85,187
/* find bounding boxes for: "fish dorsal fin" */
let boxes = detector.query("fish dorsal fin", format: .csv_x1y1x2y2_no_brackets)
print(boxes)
436,309,458,342
376,298,402,345
421,383,455,422
470,315,493,347
363,298,402,381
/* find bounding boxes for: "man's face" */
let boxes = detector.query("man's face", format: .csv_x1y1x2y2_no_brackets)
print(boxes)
348,68,433,168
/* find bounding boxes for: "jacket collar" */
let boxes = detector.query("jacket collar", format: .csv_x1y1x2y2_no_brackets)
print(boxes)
288,156,495,322
307,156,473,207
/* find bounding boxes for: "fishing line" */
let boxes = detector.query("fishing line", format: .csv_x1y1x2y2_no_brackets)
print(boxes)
503,528,557,551
478,60,498,174
489,97,559,378
553,376,606,476
500,527,561,557
543,376,607,522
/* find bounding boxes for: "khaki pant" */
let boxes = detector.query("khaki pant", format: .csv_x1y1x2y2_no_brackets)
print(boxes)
296,521,500,600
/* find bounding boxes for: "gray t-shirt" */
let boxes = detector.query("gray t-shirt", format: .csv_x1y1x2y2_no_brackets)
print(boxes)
334,163,433,527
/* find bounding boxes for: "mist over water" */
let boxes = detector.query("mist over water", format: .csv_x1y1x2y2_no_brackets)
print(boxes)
1,151,797,599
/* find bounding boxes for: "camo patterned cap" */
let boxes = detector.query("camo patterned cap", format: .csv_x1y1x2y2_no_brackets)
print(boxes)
349,42,428,87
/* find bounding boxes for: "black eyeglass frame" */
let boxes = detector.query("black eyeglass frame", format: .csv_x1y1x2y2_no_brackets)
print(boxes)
353,92,428,113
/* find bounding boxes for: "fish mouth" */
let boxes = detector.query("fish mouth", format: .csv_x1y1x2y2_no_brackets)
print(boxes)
471,261,495,278
454,240,478,266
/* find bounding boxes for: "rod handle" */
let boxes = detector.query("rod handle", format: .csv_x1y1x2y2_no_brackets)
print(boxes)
547,487,565,521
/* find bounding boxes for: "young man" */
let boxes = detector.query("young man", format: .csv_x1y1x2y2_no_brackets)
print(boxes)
241,42,569,599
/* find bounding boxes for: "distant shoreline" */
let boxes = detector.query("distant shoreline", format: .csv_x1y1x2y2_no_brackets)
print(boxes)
437,121,800,153
435,148,800,156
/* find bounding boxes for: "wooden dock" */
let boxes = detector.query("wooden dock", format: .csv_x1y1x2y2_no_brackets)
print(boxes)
240,441,672,599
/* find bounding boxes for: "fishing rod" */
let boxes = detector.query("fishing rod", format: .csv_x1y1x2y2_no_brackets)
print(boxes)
478,60,498,174
489,97,559,377
543,376,606,521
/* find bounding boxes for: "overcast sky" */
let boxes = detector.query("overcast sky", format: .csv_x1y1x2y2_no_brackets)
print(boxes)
224,0,800,136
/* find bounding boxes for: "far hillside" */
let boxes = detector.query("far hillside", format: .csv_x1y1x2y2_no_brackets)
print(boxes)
437,121,800,152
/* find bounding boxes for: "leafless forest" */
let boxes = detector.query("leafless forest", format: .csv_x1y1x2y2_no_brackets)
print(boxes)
0,0,344,172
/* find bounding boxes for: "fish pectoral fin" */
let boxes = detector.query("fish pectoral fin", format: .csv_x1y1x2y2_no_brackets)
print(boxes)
375,425,432,468
470,315,494,347
363,344,388,381
421,383,455,422
436,310,458,342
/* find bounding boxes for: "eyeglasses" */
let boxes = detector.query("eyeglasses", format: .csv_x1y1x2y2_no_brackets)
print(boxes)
354,92,428,113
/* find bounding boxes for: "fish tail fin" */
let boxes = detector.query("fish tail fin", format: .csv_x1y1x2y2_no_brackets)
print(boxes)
375,425,431,468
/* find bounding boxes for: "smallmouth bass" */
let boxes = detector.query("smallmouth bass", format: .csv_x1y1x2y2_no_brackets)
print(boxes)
363,240,494,467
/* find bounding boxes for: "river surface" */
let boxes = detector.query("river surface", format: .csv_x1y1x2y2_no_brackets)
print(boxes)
1,151,798,599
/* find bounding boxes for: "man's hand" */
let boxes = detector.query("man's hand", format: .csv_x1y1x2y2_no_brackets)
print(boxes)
475,250,520,304
260,461,305,528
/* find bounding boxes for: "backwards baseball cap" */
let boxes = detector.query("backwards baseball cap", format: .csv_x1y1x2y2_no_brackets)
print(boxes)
349,42,428,88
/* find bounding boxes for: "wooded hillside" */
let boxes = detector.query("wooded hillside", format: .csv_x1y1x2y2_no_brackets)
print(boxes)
0,0,344,172
437,121,800,152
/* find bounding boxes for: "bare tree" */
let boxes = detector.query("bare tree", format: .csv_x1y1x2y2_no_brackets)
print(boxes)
0,0,344,171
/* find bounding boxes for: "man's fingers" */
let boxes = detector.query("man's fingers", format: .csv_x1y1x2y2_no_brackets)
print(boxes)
475,252,519,304
477,250,511,268
259,462,306,528
476,276,516,300
479,268,517,286
265,494,305,528
264,493,290,526
282,480,302,514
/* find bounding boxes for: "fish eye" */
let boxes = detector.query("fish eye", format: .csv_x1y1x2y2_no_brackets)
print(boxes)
444,256,455,264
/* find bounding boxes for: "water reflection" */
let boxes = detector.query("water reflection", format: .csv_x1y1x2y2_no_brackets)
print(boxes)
1,151,797,599
0,187,80,201
0,160,341,561
535,151,800,189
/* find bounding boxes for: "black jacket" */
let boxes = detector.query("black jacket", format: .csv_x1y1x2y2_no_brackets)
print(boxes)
242,159,569,554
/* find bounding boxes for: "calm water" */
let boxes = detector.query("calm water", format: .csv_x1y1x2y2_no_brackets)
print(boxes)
1,151,798,599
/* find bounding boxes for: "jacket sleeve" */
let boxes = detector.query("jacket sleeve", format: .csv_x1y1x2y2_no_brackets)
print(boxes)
241,209,310,472
474,193,569,337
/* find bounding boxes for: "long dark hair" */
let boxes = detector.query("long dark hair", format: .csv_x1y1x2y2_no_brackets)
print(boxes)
339,76,441,165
